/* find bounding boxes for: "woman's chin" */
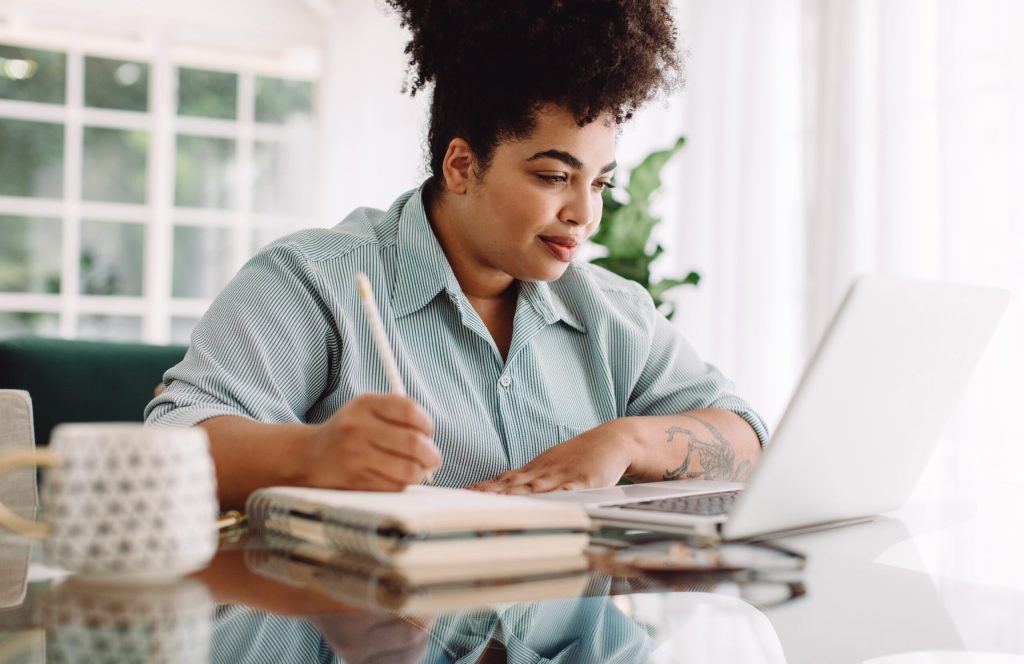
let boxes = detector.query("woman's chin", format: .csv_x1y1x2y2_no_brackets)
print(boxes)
518,263,572,283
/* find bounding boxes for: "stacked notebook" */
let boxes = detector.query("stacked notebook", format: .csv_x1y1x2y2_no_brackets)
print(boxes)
245,485,594,611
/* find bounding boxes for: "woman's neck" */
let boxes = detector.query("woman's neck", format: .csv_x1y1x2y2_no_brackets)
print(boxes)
426,187,517,302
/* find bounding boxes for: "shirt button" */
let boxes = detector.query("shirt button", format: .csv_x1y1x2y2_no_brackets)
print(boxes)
499,375,512,388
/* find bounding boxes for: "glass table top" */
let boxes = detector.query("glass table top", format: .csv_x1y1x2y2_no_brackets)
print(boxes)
2,477,1024,663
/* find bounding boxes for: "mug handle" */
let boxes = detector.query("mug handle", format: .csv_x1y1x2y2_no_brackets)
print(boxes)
0,449,60,538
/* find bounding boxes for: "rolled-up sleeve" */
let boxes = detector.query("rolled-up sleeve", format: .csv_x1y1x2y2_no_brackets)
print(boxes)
624,285,770,446
145,242,339,429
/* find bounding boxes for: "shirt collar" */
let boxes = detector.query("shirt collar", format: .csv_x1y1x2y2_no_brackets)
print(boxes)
520,278,587,333
390,187,463,318
389,186,587,333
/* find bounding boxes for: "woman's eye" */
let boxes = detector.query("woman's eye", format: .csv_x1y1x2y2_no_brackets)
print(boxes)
594,180,615,192
538,174,568,184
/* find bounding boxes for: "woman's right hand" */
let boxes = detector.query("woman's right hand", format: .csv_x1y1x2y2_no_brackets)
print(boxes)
301,394,442,491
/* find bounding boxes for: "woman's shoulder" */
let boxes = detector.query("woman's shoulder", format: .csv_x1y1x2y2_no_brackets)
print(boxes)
562,261,652,305
545,261,658,338
255,191,415,265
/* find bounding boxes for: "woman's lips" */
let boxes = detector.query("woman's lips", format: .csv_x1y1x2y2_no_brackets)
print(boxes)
539,236,579,262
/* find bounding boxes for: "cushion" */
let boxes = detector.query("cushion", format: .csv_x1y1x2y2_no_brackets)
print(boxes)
0,337,187,446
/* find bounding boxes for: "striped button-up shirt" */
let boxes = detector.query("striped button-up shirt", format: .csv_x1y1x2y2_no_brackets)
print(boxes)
145,187,768,486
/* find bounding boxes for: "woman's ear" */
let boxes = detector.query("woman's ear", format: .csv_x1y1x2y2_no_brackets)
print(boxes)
440,138,475,194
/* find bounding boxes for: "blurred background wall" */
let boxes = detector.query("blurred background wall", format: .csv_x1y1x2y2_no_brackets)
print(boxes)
0,0,1021,480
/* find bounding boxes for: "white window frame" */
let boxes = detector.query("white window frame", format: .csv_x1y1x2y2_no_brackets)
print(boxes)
0,25,321,344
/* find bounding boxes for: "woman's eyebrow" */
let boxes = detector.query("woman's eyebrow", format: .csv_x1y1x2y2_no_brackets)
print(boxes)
526,149,617,174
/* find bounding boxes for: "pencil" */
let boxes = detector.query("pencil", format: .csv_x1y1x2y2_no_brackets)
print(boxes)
355,272,434,484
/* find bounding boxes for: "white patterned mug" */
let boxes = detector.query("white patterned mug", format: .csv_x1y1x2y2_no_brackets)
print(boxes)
0,423,219,582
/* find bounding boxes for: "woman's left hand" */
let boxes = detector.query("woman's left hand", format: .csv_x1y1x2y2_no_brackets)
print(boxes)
467,421,636,494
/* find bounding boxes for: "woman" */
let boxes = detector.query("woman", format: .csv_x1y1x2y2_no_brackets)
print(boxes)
146,0,767,509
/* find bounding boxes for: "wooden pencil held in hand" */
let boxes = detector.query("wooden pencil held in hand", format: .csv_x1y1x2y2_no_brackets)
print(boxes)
355,272,436,485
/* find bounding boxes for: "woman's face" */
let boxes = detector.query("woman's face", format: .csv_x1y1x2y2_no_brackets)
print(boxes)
455,105,617,286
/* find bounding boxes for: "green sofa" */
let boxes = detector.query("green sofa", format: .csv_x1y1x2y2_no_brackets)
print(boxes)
0,337,188,446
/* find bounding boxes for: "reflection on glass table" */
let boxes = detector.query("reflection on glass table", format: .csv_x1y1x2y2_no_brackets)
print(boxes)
243,532,590,614
0,528,801,664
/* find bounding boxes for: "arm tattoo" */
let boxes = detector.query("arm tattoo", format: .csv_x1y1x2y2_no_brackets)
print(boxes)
663,415,749,482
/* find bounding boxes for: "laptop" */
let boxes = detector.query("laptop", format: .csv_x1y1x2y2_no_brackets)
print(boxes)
538,275,1010,541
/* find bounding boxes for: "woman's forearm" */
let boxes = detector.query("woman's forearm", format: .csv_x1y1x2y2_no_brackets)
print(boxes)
199,416,314,510
616,409,762,484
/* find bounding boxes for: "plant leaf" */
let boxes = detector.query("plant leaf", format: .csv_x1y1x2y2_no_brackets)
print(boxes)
591,255,651,285
603,206,659,256
649,271,700,302
590,187,622,246
625,136,685,209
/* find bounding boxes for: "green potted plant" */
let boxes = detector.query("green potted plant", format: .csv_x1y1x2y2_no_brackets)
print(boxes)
589,136,698,319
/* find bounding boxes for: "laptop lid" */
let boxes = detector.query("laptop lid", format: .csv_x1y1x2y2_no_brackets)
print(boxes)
539,275,1009,539
721,274,1009,539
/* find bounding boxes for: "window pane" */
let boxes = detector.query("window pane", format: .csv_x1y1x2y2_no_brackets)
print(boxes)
0,118,64,198
0,312,59,338
170,316,198,344
252,227,286,254
178,67,237,120
80,220,145,296
254,76,313,124
172,226,233,298
253,140,313,215
84,56,148,112
0,216,61,293
76,315,141,342
0,44,65,104
82,127,148,203
175,135,235,209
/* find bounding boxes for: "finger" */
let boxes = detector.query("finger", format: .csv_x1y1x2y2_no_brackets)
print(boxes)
494,467,545,488
369,429,442,471
466,482,502,493
466,471,515,490
365,453,432,486
361,467,407,492
363,395,434,436
512,474,565,494
346,445,430,487
364,467,415,491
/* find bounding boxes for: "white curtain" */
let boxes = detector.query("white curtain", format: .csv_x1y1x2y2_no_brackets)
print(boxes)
626,0,1024,488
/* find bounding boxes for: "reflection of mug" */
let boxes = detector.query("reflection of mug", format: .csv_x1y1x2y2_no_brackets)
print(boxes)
0,423,218,582
44,577,214,663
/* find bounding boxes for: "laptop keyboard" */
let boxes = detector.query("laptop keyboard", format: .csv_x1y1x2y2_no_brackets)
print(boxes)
615,490,742,516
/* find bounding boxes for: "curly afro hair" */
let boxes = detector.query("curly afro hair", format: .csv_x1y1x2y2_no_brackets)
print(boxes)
383,0,683,193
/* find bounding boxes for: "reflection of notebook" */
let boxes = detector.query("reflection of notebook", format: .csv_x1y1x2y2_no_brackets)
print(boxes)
540,275,1009,541
244,535,589,614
